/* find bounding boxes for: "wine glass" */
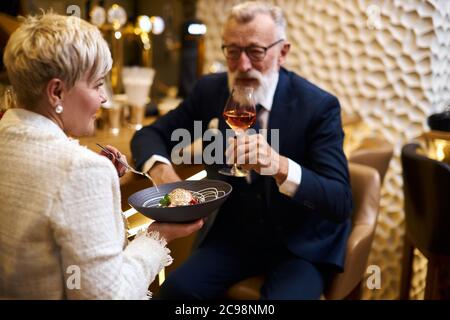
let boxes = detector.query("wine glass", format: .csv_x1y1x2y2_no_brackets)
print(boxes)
219,86,257,177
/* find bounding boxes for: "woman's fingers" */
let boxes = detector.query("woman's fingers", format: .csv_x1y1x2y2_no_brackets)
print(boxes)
148,219,204,243
99,145,128,177
104,145,120,157
171,219,204,238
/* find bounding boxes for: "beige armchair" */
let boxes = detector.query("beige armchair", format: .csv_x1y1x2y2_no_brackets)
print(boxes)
348,137,393,183
324,163,380,299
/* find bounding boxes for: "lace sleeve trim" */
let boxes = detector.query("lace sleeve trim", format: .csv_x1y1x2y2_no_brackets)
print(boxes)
133,229,174,300
135,229,174,267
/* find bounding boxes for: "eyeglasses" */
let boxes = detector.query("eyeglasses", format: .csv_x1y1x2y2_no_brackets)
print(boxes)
221,39,284,62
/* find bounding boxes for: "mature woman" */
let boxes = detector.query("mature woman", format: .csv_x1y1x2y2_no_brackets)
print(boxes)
0,12,203,299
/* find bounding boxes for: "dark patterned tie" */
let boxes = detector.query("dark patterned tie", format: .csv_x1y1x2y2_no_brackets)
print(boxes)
252,104,263,131
249,104,264,183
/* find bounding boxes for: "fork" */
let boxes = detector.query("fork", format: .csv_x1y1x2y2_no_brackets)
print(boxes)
96,143,156,185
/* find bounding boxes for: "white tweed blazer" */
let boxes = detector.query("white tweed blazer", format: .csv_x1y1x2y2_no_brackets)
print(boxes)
0,109,172,299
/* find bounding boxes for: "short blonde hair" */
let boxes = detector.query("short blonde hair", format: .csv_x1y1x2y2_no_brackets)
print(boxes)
3,12,112,109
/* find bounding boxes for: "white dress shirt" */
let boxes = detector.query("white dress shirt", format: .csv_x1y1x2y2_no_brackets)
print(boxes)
143,72,302,197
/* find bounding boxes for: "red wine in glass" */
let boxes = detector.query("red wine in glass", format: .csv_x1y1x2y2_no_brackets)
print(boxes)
219,86,257,177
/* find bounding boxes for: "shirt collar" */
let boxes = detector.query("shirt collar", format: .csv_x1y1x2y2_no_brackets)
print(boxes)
258,71,279,112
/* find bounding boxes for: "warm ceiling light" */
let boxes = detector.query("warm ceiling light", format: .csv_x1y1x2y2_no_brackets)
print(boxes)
90,5,106,27
107,4,127,30
137,15,152,33
150,16,165,35
188,23,207,35
435,140,448,161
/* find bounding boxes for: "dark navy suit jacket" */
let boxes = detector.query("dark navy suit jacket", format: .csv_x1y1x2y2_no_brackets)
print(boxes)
131,68,353,270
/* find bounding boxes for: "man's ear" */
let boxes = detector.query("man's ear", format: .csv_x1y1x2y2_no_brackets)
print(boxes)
46,78,65,106
278,42,291,65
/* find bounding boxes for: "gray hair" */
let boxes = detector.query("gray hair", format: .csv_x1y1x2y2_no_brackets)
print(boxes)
225,1,287,39
3,12,112,109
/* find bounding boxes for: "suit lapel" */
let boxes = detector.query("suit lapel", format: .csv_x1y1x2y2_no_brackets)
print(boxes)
268,68,297,153
265,69,297,207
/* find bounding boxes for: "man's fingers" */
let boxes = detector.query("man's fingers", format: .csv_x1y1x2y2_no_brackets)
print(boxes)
226,134,270,166
225,142,236,165
225,139,235,158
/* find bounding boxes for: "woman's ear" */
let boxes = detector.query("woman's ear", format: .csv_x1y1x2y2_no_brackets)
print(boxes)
46,78,65,106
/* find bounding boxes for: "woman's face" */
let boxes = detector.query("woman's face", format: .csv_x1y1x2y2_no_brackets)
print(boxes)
60,74,107,137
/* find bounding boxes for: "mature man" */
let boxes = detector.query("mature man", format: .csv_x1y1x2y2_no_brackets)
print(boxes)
131,1,352,299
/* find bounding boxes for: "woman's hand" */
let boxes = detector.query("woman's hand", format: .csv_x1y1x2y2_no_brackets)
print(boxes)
99,145,128,177
147,219,204,243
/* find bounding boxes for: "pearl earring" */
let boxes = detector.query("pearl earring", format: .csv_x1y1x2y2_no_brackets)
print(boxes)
55,104,63,114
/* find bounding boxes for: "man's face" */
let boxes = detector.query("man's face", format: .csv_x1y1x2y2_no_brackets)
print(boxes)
222,13,287,91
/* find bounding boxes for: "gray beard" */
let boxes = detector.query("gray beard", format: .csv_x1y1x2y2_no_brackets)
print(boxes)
227,66,279,107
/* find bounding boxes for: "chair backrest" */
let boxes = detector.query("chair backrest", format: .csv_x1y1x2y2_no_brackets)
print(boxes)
349,163,381,227
348,137,392,226
325,137,393,299
349,137,393,184
401,143,450,256
326,137,393,299
325,163,381,299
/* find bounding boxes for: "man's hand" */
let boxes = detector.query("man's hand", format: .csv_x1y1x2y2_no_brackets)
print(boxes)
226,134,289,185
148,162,182,185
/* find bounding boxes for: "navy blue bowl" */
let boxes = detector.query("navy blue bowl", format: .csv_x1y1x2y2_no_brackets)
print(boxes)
128,180,232,222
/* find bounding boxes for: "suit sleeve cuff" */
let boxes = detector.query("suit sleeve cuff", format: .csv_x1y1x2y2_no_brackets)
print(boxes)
142,155,172,173
278,158,302,197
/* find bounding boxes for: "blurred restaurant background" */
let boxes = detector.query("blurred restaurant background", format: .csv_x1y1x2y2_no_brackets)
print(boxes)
1,0,450,300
